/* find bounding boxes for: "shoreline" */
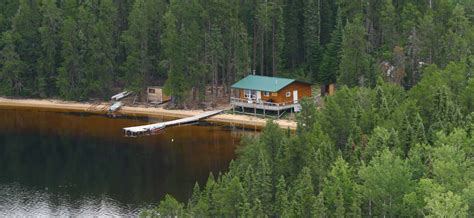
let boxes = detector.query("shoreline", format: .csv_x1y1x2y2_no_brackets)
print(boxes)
0,97,297,130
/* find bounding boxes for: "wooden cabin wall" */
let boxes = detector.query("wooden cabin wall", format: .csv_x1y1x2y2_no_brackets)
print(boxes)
235,81,311,103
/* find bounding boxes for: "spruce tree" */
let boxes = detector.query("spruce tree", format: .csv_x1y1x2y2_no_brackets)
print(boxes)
323,156,357,216
10,0,41,95
84,0,117,99
121,0,151,93
0,31,24,95
57,12,87,100
380,0,397,53
38,0,62,97
338,16,371,87
303,0,321,82
320,9,343,85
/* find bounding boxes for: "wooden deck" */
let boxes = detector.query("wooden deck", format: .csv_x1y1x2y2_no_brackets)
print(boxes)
123,110,223,137
230,97,300,118
230,97,299,110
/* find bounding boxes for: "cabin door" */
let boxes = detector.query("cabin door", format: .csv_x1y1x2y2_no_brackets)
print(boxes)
256,91,262,103
293,90,298,103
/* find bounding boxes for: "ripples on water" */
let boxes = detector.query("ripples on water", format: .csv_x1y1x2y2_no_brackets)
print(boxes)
0,108,250,216
0,183,141,216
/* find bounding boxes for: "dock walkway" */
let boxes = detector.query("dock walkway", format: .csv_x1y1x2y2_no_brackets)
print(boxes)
123,110,223,137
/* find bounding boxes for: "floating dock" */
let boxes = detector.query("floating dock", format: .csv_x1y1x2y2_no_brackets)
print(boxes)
123,110,223,137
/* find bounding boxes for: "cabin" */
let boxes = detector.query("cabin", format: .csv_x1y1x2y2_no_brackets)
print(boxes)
147,86,171,104
230,75,312,118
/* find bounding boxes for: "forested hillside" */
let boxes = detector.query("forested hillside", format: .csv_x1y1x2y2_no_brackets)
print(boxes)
0,0,473,217
1,0,472,104
144,63,474,216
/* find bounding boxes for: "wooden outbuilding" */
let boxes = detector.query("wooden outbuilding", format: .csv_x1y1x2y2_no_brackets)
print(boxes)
230,75,312,118
147,86,170,104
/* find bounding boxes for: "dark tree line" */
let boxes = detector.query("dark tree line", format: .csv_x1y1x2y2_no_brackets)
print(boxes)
1,0,472,105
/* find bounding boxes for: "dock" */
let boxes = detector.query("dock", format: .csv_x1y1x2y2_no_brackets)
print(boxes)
123,110,223,137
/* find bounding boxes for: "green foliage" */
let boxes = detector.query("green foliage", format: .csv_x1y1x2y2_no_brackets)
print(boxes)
319,9,343,85
0,31,24,95
425,190,469,218
323,156,358,216
1,1,474,215
148,60,473,216
303,0,321,82
38,0,62,97
359,149,414,216
0,0,472,106
338,16,372,87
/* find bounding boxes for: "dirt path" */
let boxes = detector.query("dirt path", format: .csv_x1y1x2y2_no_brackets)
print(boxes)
0,97,297,130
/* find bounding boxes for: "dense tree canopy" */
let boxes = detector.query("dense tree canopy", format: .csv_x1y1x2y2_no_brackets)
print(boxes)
0,0,473,216
0,0,471,105
145,59,473,216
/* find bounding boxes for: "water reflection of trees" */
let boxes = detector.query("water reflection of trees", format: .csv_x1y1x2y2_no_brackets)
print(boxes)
0,109,240,208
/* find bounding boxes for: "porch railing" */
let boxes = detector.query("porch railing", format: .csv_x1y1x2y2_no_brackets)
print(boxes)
230,97,297,107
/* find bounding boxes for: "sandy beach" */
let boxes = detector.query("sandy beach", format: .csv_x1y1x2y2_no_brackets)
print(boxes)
0,97,297,130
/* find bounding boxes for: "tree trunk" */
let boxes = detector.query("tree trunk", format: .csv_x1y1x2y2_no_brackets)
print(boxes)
272,17,277,76
252,16,258,72
260,29,265,75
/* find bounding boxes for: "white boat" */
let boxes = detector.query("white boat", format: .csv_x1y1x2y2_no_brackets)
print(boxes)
111,91,133,101
109,101,123,113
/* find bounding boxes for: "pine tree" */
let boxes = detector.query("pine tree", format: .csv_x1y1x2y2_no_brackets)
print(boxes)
380,0,397,52
84,0,117,99
274,176,292,216
10,0,41,95
121,0,151,93
428,86,463,139
338,16,371,87
303,0,321,82
0,31,25,95
323,156,356,216
418,12,436,64
281,0,304,70
57,13,87,100
38,0,62,97
320,9,343,85
291,167,317,217
443,5,472,65
319,0,334,45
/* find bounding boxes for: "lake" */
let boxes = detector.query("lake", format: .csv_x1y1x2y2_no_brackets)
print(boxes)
0,107,246,216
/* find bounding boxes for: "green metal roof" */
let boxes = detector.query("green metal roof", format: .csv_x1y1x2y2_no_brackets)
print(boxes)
231,75,296,92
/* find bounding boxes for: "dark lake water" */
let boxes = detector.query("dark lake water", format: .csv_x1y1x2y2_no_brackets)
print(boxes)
0,107,246,216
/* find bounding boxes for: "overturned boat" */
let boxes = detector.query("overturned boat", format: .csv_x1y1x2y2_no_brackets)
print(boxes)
108,101,123,113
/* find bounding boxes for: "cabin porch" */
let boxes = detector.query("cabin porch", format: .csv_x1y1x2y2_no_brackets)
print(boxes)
230,97,301,118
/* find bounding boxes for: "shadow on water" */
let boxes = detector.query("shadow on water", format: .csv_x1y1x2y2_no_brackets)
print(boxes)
0,108,252,216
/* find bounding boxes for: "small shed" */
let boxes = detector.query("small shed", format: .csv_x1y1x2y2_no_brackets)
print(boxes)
147,86,170,104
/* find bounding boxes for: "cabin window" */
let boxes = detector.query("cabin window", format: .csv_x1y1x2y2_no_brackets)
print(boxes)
271,92,278,97
148,88,155,93
251,90,257,99
263,91,270,97
286,91,291,97
244,90,251,98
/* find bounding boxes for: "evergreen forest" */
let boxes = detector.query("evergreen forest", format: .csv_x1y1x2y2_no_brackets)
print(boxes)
0,0,473,217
